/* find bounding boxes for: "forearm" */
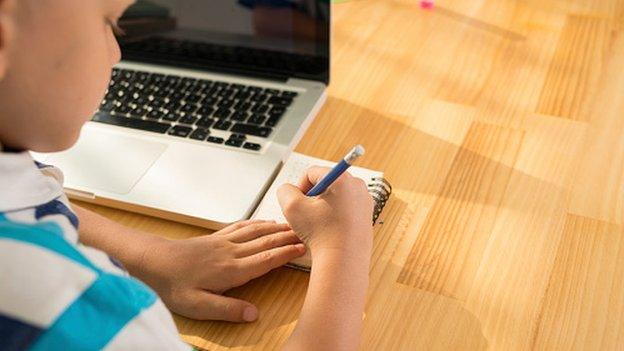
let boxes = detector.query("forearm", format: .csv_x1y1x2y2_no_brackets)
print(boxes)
284,250,370,351
72,204,166,275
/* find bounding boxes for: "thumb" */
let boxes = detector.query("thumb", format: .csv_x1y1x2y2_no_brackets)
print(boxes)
190,291,259,322
277,183,306,214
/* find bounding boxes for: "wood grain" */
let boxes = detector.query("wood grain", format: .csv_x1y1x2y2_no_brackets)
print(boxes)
533,214,624,350
398,122,525,298
536,16,610,121
78,0,624,349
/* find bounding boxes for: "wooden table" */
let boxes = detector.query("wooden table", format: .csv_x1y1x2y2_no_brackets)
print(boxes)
79,0,624,349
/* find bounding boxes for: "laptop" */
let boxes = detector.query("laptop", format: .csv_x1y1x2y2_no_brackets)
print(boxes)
33,0,329,229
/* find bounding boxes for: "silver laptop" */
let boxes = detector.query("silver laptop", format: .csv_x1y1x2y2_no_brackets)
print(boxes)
33,0,329,229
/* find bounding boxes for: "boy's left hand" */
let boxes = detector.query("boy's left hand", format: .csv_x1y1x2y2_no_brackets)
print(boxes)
129,220,305,323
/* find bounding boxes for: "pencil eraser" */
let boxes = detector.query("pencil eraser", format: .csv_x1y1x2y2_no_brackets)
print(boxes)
420,0,434,9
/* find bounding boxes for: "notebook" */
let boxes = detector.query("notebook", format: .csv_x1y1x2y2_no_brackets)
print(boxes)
252,152,392,271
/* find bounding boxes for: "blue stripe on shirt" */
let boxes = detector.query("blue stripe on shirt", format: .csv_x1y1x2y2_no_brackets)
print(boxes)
0,214,95,270
30,273,157,351
35,199,80,229
0,214,158,349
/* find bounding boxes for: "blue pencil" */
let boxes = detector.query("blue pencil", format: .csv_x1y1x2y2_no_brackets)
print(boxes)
306,145,365,196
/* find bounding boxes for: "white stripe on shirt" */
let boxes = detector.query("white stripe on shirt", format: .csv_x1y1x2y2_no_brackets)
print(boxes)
0,239,97,327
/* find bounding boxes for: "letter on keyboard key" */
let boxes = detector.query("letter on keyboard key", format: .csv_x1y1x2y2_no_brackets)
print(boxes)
92,113,170,134
230,123,272,138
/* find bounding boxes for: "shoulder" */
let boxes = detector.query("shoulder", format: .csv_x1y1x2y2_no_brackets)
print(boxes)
0,218,190,350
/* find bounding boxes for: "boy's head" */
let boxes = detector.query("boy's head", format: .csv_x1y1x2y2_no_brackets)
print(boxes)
0,0,134,152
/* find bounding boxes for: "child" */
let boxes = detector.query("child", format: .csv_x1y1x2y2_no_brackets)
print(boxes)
0,0,374,350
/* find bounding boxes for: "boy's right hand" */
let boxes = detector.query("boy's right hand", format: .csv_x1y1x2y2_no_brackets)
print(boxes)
277,166,375,261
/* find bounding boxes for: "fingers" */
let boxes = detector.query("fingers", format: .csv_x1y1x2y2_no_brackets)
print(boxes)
226,222,291,243
296,166,333,193
277,183,307,214
237,243,306,280
216,219,272,236
182,290,259,322
235,230,301,257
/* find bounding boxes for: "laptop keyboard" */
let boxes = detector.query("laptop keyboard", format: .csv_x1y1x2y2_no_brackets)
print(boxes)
94,68,298,151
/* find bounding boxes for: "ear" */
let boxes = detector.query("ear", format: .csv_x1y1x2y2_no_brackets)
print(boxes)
0,0,15,80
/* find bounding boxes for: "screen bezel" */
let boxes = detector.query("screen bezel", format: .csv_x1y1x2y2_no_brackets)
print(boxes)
118,1,330,84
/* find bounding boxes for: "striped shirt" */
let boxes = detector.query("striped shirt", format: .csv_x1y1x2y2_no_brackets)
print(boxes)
0,148,191,350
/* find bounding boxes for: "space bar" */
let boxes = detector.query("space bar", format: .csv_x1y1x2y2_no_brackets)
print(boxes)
92,113,170,134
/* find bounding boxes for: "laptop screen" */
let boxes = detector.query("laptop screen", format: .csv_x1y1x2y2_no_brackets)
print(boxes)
118,0,330,83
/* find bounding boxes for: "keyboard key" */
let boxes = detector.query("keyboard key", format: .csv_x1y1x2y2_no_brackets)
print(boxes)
198,106,215,116
92,113,170,134
181,77,198,86
235,91,251,100
225,138,244,147
282,91,298,98
243,142,262,151
234,101,252,112
100,101,115,112
178,114,198,125
266,114,283,127
190,128,209,141
250,93,268,103
162,112,179,122
180,103,198,113
230,111,248,122
203,97,219,106
121,70,135,80
115,104,131,115
207,136,225,144
168,125,192,138
248,114,266,125
217,89,236,98
264,88,280,95
146,109,163,119
252,104,270,114
213,108,231,119
148,99,165,109
170,91,186,101
267,96,293,107
230,123,272,138
270,106,286,116
230,133,246,140
213,119,232,130
185,94,203,104
217,99,235,108
196,117,215,128
136,72,150,81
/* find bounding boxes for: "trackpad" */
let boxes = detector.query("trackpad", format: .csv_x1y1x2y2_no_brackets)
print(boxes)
48,129,167,195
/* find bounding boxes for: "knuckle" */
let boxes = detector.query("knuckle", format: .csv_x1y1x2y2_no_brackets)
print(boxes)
221,301,238,318
217,260,236,275
218,238,237,252
249,223,264,233
263,235,278,247
229,221,248,231
222,262,242,285
258,250,273,263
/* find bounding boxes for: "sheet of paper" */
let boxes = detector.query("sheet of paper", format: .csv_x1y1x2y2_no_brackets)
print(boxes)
253,152,383,222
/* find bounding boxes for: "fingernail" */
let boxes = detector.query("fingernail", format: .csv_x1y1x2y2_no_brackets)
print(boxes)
295,244,306,253
243,306,258,322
